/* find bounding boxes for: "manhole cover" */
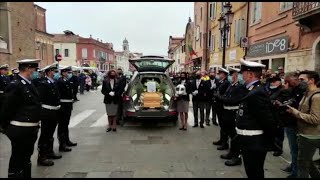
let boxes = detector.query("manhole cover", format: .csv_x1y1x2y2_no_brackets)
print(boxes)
110,171,134,178
63,172,88,178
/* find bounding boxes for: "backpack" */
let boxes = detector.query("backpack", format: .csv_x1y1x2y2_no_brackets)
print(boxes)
308,91,320,113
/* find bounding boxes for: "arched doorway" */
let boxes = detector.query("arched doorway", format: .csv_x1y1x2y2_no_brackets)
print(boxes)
312,36,320,72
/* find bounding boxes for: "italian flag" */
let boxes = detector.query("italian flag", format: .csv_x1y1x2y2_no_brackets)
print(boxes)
188,45,197,57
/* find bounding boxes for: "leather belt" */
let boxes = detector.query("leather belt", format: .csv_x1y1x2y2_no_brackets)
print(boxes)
236,127,263,136
10,121,40,127
223,105,239,110
42,104,61,110
0,91,4,94
60,99,73,103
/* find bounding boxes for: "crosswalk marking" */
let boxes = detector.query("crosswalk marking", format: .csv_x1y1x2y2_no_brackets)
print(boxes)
69,109,96,128
90,113,107,127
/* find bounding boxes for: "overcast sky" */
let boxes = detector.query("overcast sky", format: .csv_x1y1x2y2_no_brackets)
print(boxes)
35,2,194,55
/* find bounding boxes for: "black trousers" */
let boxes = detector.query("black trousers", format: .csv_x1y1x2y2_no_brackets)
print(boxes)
117,97,123,122
192,99,206,126
242,149,267,178
38,108,59,157
205,100,217,123
6,125,39,178
222,109,239,155
274,126,284,152
57,103,73,145
73,87,79,100
216,107,228,145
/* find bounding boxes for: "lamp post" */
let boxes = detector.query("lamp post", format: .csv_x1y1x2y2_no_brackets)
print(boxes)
218,2,234,68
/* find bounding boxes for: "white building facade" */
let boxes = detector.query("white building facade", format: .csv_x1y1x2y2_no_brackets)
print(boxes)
53,42,77,66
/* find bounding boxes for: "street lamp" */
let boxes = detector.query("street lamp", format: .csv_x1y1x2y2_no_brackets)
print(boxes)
218,2,234,68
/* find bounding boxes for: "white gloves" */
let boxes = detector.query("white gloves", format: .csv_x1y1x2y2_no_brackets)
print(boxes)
192,90,198,96
175,93,179,97
182,91,188,95
109,91,115,96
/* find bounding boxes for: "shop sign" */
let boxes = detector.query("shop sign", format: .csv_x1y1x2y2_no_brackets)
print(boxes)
247,36,289,57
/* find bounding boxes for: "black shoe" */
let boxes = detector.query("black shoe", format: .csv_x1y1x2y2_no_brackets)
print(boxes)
192,124,198,128
220,152,233,160
106,128,112,132
183,127,187,131
47,152,62,159
281,166,292,173
225,157,242,166
212,140,222,146
206,123,210,126
37,158,54,166
179,127,184,130
59,145,72,152
286,175,297,178
200,125,204,128
273,151,283,157
212,120,218,126
217,144,229,150
66,140,77,147
113,128,117,132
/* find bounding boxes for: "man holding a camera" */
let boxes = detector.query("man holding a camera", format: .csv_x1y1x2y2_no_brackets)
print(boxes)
286,70,320,178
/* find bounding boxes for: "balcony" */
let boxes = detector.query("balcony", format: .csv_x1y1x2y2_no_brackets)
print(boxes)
292,2,320,20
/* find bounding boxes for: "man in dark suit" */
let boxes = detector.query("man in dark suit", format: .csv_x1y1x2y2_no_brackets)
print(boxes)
190,71,210,128
206,70,219,126
212,67,231,150
236,59,276,178
116,68,126,125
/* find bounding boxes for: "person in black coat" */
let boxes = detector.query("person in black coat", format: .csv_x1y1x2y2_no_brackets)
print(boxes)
116,68,127,125
0,59,41,178
70,70,80,101
35,63,62,166
190,71,210,128
101,70,125,132
78,71,86,94
175,72,192,130
212,67,231,150
206,70,219,126
235,59,277,178
56,66,77,152
215,67,247,166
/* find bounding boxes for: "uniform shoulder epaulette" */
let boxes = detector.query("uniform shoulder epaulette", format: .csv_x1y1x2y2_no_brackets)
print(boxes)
248,85,254,91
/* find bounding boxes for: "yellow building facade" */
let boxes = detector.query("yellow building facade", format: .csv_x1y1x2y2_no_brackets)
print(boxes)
209,2,248,71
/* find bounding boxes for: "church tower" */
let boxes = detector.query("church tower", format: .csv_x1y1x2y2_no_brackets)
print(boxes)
122,38,129,54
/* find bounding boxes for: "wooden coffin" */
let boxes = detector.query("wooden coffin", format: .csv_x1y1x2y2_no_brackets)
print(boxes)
141,92,162,108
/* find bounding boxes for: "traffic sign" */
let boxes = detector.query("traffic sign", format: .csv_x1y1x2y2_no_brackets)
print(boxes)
55,54,62,61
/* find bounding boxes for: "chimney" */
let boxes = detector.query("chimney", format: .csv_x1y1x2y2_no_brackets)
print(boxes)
101,40,102,43
97,38,99,41
90,34,92,38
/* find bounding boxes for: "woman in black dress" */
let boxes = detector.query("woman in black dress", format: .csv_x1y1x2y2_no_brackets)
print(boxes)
101,70,124,132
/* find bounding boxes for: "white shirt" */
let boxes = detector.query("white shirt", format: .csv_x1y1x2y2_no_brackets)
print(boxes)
110,79,114,89
46,76,55,83
196,79,201,89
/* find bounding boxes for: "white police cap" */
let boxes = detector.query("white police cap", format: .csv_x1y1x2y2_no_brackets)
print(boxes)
40,62,58,72
16,59,40,68
240,58,265,72
228,67,240,74
0,64,9,70
60,66,72,73
218,67,229,74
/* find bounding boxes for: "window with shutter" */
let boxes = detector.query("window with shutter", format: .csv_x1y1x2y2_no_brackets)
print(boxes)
209,3,213,19
234,20,238,44
200,32,202,48
251,2,262,24
0,2,10,52
208,30,211,49
213,2,216,19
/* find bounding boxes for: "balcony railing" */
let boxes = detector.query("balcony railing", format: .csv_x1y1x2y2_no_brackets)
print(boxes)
292,2,320,19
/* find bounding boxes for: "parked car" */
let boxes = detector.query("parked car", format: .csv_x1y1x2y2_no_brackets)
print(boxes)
121,55,178,125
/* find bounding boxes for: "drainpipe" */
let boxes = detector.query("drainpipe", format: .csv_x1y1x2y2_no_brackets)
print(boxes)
243,2,250,59
205,2,209,70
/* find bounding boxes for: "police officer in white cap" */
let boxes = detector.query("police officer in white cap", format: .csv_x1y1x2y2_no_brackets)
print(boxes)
235,59,276,178
214,67,247,166
56,66,77,152
35,63,62,166
0,59,41,178
212,67,231,150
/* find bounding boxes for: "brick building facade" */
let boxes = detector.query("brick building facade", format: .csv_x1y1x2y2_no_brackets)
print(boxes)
34,4,54,68
0,2,36,68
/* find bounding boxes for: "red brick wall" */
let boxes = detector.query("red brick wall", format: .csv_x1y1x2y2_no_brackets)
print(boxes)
0,2,36,68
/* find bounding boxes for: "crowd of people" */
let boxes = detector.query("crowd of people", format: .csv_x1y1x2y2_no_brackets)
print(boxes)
0,58,320,178
170,60,320,178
